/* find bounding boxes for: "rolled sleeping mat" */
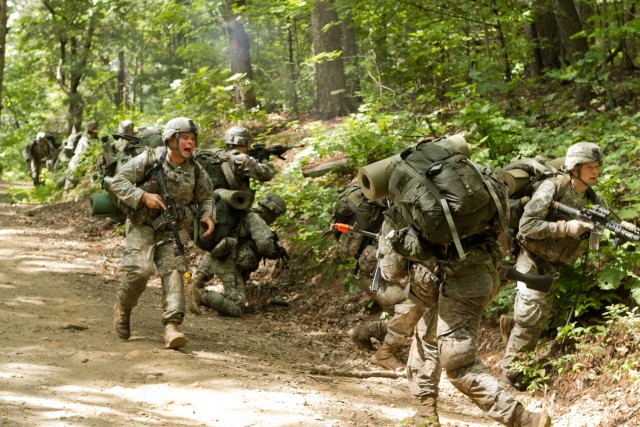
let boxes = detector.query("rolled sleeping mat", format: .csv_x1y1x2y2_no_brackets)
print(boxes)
357,154,402,201
547,156,565,171
498,168,532,196
214,188,253,210
90,192,120,217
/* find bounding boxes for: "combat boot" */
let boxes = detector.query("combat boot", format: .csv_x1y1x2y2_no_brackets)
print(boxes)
372,342,406,371
113,303,131,340
201,290,243,318
416,396,441,426
163,323,188,349
500,314,515,343
513,405,552,427
348,320,386,352
187,273,207,315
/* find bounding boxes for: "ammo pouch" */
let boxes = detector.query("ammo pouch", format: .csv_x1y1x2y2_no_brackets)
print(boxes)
236,240,260,271
388,226,434,262
152,204,186,231
410,262,440,303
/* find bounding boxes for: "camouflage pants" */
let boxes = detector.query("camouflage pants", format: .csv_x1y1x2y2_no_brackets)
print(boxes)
408,252,522,426
196,252,246,306
499,250,552,379
117,221,187,325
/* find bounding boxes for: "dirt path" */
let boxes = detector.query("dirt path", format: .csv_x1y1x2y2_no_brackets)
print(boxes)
0,184,598,427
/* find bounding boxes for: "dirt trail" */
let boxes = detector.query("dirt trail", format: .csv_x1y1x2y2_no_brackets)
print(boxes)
0,183,598,427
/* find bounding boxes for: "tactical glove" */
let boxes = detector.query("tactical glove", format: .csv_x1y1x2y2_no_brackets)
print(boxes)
557,219,592,238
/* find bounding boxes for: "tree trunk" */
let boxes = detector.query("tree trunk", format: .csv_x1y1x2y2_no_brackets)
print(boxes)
115,50,126,109
287,24,299,116
0,0,7,126
311,0,356,120
225,0,257,111
553,0,589,64
341,14,360,100
526,0,562,75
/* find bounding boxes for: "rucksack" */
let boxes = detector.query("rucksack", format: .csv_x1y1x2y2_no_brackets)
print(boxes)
498,157,563,229
63,132,83,158
498,156,598,231
386,137,509,260
193,148,234,190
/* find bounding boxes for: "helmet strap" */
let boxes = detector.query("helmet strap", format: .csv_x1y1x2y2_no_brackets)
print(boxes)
571,165,592,189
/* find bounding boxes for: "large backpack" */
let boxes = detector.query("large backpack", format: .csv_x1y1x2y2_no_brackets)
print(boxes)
386,137,509,259
497,156,598,232
193,148,236,190
63,132,84,158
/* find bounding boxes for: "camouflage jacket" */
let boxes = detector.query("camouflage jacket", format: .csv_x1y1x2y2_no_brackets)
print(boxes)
227,149,275,184
238,210,278,258
23,138,56,162
109,147,215,229
517,175,603,265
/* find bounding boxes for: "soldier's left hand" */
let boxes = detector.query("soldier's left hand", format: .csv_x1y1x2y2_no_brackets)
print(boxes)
200,217,215,238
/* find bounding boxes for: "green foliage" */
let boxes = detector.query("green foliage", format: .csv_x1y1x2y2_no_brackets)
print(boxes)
486,282,515,319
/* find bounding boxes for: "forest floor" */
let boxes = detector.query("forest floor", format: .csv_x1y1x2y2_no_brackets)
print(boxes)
0,180,633,427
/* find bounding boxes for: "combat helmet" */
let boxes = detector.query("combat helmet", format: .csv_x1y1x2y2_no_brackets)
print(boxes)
119,120,134,135
258,193,286,216
565,142,602,171
162,117,198,143
85,120,99,133
224,126,251,147
36,132,47,142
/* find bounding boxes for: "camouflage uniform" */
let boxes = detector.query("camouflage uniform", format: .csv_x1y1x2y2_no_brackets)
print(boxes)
196,208,279,309
499,174,602,383
110,146,214,326
22,133,56,186
64,120,100,193
379,215,547,426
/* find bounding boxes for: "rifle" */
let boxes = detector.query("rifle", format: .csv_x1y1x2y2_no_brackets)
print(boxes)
553,202,640,250
149,151,191,278
330,222,383,292
500,264,559,293
248,142,305,162
111,133,141,144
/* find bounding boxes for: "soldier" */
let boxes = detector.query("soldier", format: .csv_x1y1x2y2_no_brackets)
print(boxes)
220,125,275,190
63,119,100,194
499,142,603,390
376,138,551,426
110,117,215,349
22,132,57,186
113,120,136,152
332,180,416,371
188,193,287,317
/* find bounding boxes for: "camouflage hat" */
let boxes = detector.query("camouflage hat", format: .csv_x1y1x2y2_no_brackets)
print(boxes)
36,132,47,141
118,120,134,135
162,117,198,143
224,126,251,147
565,142,602,170
258,193,286,216
85,120,99,133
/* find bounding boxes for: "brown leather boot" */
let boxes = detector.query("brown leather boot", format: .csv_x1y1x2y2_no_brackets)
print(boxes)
513,405,552,427
113,303,131,340
348,320,386,351
163,323,188,349
372,343,406,371
500,314,515,343
413,396,441,426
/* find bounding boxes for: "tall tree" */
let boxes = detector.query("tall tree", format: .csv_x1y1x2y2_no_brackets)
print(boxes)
41,0,101,132
311,0,355,120
225,0,257,111
0,0,7,126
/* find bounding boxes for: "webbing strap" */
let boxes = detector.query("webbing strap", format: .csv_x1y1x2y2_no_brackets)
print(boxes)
221,161,241,190
402,161,467,260
468,161,511,250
